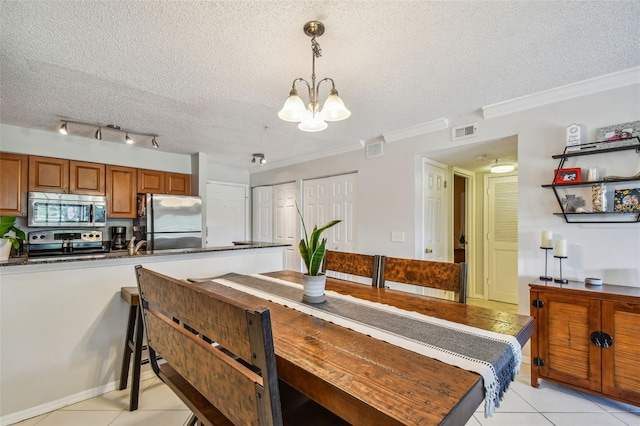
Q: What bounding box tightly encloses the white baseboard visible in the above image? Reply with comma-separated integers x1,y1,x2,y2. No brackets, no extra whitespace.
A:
1,369,155,426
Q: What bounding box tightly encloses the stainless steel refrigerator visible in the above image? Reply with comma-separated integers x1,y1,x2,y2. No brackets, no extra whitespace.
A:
135,194,203,250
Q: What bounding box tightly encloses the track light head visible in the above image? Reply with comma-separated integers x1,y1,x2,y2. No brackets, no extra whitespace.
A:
152,137,159,148
125,133,134,144
95,127,102,140
252,153,266,165
59,122,68,135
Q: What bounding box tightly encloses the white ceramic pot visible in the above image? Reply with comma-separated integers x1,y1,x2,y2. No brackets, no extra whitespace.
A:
302,273,327,304
0,239,12,262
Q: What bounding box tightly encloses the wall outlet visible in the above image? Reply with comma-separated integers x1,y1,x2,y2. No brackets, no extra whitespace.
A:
391,231,405,242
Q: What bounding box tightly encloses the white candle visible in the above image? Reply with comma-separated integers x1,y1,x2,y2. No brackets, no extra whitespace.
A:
541,231,553,249
555,239,567,257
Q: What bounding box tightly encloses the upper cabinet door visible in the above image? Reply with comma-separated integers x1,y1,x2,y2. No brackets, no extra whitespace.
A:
137,169,165,194
106,165,137,218
29,156,69,193
69,160,106,195
0,153,28,216
166,173,190,195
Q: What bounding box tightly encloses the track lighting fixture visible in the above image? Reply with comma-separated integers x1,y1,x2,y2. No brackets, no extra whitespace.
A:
57,120,158,148
251,153,266,165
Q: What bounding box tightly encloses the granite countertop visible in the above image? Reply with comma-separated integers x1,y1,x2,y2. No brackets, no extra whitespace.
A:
0,242,290,267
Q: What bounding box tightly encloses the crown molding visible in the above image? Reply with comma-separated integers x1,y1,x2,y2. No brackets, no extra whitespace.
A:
482,66,640,119
382,118,449,143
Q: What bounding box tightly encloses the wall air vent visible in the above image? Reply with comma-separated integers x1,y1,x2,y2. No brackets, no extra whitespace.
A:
452,123,478,141
366,140,384,158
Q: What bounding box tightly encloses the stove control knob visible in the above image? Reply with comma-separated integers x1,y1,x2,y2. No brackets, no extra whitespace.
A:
32,235,38,240
40,235,46,239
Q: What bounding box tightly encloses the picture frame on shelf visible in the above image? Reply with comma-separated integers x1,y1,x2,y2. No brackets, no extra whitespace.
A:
554,168,582,184
595,121,640,142
614,188,640,212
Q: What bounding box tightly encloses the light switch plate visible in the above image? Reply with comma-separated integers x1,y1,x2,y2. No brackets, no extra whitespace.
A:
391,231,405,242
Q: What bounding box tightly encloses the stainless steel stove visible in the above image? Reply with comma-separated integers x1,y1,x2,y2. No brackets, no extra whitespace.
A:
27,229,109,257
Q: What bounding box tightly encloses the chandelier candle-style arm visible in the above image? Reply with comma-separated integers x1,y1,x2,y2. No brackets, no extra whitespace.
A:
278,21,350,132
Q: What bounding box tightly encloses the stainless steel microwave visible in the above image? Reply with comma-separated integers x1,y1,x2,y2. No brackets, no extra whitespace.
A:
28,192,107,227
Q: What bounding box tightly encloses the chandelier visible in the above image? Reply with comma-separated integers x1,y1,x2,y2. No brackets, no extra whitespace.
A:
278,21,351,132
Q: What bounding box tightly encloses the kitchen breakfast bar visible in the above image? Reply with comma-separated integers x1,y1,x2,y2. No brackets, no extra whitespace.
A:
1,246,533,425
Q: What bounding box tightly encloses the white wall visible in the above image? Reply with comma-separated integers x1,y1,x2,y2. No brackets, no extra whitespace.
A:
0,124,249,186
251,84,640,316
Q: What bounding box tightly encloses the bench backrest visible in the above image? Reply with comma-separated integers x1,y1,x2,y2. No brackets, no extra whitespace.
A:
323,250,381,286
135,265,282,425
379,257,467,303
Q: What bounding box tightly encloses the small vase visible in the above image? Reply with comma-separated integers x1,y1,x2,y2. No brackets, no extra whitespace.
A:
0,239,12,262
302,273,327,304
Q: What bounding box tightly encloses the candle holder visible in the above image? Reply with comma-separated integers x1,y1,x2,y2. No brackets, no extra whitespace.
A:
539,247,553,281
554,256,568,284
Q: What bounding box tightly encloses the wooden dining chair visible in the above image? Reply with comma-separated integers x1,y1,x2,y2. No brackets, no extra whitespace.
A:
379,256,468,303
134,265,348,426
322,250,381,286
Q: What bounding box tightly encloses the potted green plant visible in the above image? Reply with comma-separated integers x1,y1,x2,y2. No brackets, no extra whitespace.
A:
0,216,26,262
296,203,341,303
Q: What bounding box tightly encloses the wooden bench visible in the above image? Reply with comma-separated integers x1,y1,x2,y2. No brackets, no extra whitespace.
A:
379,256,468,303
323,250,381,286
134,265,349,426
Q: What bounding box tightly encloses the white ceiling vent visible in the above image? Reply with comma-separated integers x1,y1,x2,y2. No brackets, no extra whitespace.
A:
366,140,384,158
452,123,478,141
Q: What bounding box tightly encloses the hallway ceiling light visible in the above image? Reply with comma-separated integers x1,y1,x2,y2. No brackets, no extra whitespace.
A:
57,120,159,148
251,153,266,165
490,158,515,173
278,21,351,132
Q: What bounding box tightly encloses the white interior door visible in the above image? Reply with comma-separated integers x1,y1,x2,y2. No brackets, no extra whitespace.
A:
303,173,357,253
273,182,297,271
485,174,518,304
206,182,247,247
303,173,358,278
423,159,448,262
252,186,273,242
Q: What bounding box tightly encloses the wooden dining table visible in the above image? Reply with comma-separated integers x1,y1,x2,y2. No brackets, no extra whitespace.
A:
196,270,534,425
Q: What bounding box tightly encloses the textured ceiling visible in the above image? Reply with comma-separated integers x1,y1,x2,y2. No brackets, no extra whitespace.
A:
1,1,639,170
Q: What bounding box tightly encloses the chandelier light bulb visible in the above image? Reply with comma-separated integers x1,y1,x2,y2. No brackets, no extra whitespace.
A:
321,89,351,122
298,116,328,132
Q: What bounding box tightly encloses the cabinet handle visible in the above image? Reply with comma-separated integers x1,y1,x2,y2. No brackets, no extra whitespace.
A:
590,331,613,348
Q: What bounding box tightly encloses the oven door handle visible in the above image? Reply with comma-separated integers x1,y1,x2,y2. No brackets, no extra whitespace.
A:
90,204,94,224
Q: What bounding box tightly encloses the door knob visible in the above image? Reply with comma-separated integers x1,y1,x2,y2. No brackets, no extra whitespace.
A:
425,248,433,254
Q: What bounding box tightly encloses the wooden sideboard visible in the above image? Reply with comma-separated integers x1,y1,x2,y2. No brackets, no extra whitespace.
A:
530,279,640,406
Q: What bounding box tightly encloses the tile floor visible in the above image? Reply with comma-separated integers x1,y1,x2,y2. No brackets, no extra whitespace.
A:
11,363,639,426
11,299,639,426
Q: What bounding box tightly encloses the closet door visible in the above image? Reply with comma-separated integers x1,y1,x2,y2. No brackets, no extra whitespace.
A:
303,173,357,253
252,186,273,242
273,182,297,270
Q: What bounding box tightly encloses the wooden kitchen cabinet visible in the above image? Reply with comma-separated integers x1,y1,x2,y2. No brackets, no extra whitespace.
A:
137,169,190,195
165,172,190,195
69,160,105,195
29,155,69,193
0,152,28,216
106,165,137,218
530,280,640,406
28,156,105,195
